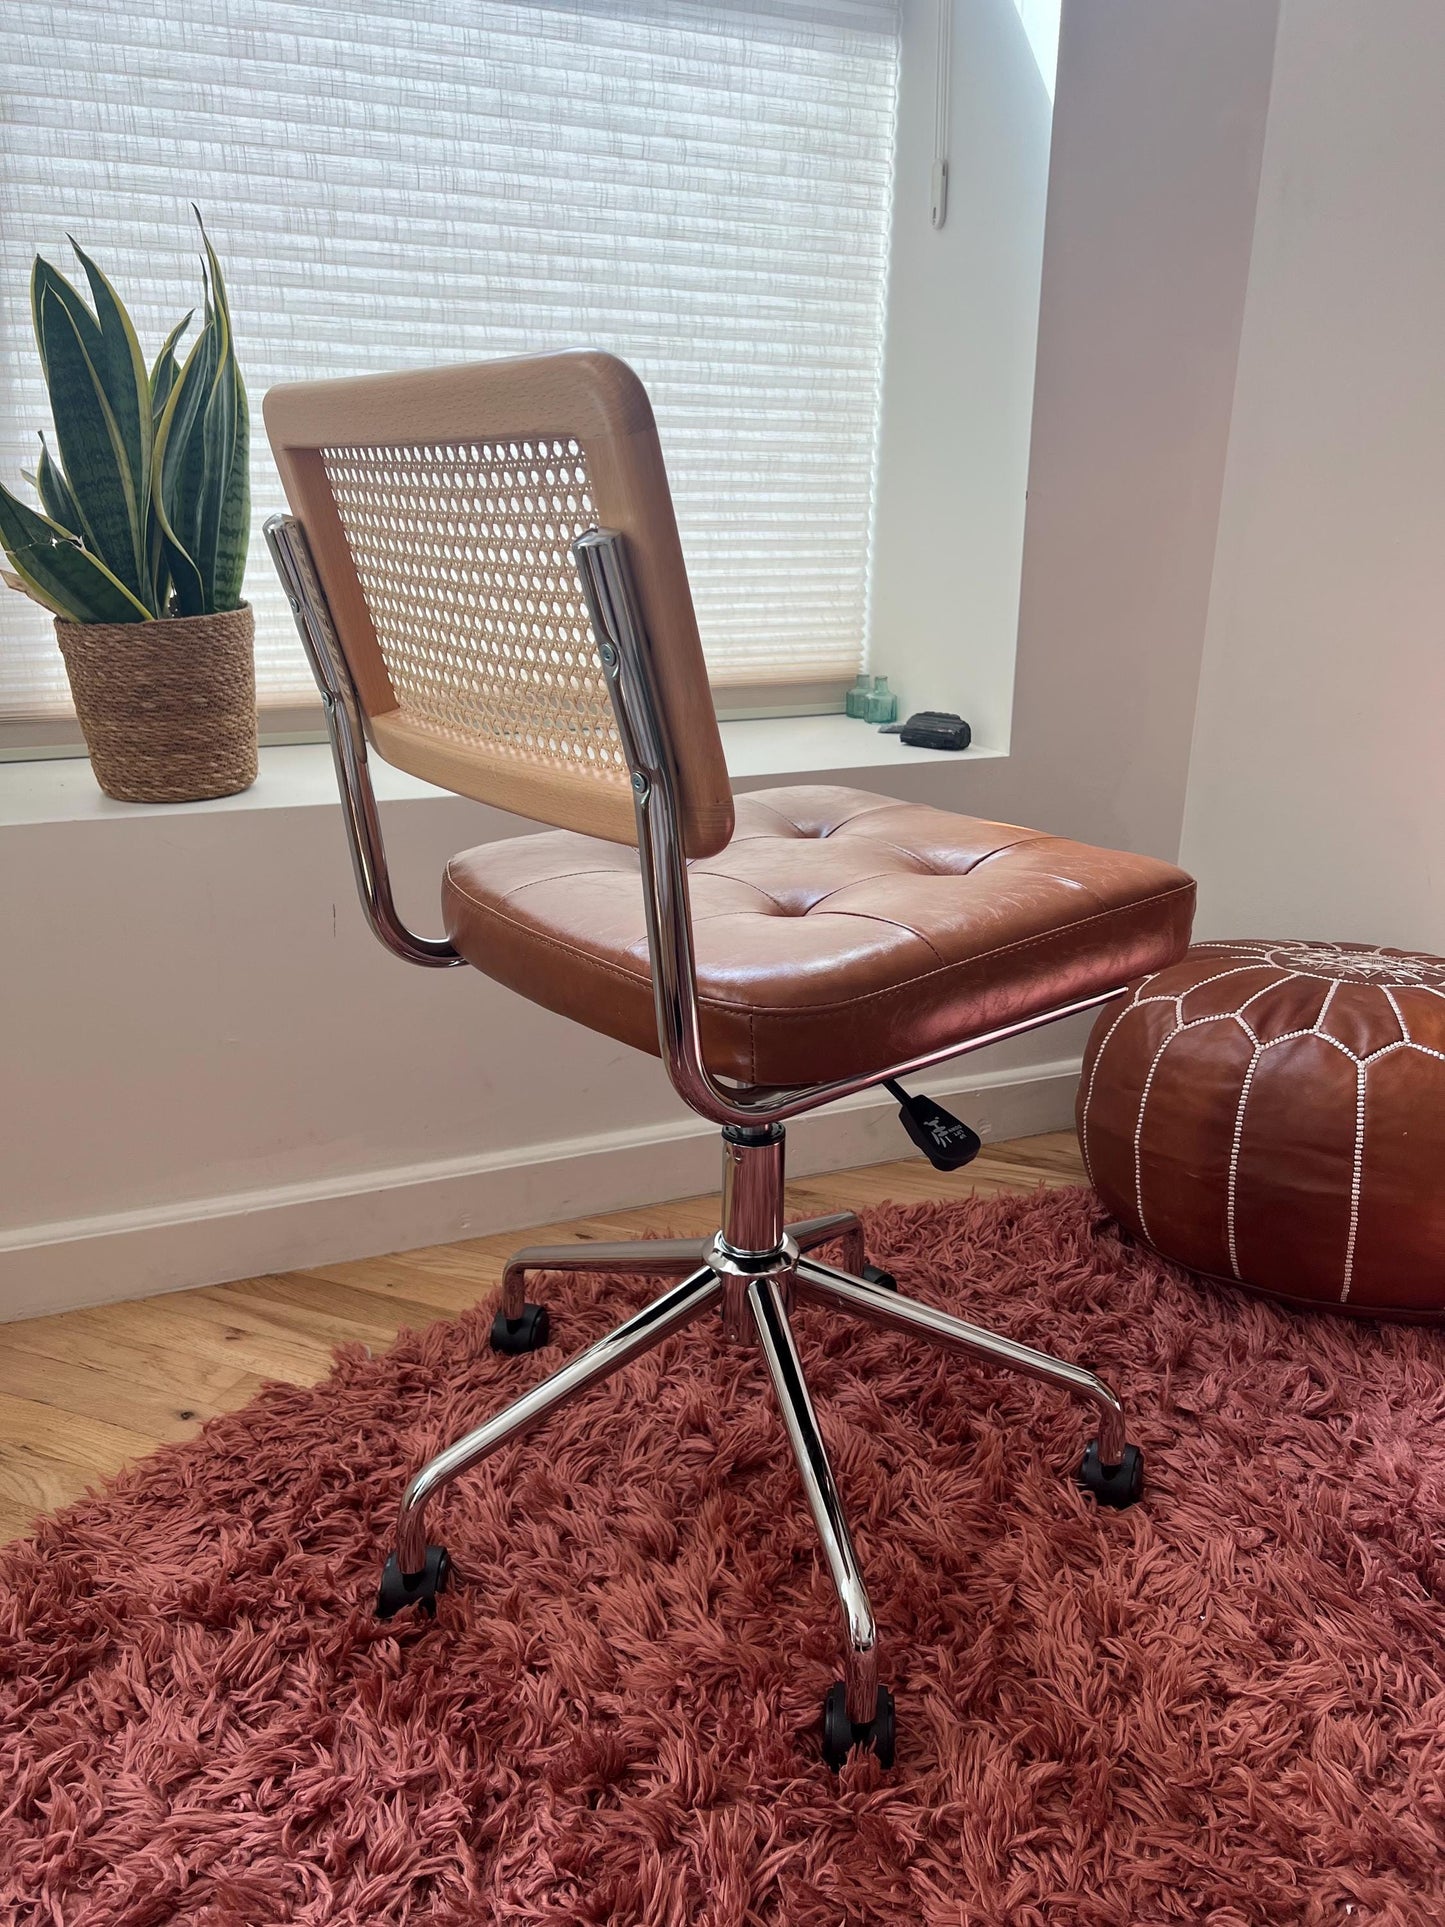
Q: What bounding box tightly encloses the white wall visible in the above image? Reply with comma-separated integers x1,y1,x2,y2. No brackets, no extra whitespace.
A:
1179,0,1445,949
0,0,1282,1317
867,0,1055,746
944,0,1278,863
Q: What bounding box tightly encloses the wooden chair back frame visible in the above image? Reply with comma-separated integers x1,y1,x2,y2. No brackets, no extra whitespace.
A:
263,350,734,858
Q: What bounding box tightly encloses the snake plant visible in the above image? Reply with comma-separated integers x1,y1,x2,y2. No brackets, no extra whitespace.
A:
0,210,248,624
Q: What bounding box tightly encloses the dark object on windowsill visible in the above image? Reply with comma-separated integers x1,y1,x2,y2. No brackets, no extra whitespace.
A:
879,710,972,750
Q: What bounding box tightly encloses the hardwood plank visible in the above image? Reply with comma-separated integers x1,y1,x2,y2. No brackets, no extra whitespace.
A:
0,1132,1086,1544
1,1305,275,1409
0,1460,90,1540
301,1254,499,1317
0,1503,41,1545
196,1272,442,1347
0,1391,153,1466
117,1294,340,1385
0,1347,220,1442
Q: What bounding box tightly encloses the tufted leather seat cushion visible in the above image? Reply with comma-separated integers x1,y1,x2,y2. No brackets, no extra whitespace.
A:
444,785,1195,1087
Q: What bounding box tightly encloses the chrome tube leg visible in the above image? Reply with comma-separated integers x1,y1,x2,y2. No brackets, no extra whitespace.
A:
393,1266,722,1577
748,1276,879,1727
792,1255,1130,1467
787,1211,866,1275
499,1236,709,1321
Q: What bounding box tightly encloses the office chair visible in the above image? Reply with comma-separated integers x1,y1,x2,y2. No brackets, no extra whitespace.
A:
264,352,1194,1769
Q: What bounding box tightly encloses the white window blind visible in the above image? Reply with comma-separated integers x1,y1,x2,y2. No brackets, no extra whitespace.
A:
0,0,899,724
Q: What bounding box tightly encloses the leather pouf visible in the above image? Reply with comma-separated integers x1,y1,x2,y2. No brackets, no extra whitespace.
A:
1078,939,1445,1319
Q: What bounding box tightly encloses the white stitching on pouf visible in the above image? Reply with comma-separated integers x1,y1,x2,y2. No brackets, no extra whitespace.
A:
1083,939,1445,1306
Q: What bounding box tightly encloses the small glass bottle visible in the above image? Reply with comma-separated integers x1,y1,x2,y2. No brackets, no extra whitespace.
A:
864,674,897,725
845,672,871,719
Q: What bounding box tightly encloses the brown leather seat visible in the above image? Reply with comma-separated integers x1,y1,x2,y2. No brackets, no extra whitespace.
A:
445,784,1195,1086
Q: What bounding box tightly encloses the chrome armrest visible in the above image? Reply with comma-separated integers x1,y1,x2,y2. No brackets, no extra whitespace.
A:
264,513,462,969
573,528,1121,1128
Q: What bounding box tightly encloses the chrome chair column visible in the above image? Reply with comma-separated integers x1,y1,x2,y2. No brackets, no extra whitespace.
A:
706,1123,799,1340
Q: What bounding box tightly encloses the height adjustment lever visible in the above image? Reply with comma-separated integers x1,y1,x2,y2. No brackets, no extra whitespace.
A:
883,1079,982,1172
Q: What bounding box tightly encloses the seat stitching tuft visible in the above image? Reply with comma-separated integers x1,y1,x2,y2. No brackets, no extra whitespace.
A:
808,908,948,966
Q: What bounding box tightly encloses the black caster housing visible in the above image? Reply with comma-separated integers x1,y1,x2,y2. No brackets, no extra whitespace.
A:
490,1302,550,1354
1078,1439,1145,1508
376,1545,451,1620
860,1263,898,1292
821,1681,896,1770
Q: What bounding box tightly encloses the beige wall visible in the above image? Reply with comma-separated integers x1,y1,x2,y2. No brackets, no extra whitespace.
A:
1179,0,1445,950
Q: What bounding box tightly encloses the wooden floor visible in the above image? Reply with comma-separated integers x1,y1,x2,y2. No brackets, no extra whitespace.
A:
0,1131,1085,1545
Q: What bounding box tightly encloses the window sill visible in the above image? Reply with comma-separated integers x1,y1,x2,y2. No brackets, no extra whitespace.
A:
720,713,1002,779
0,721,1003,829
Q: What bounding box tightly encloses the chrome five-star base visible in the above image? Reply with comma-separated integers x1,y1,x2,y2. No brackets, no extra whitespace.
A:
374,1122,1144,1772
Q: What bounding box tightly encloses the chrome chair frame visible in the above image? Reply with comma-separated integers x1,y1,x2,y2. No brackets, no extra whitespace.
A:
267,511,1137,1763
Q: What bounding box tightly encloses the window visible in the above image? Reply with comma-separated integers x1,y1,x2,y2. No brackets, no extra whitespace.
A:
0,0,898,735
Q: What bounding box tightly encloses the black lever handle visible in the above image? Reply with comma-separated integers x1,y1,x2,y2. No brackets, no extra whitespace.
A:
883,1080,983,1172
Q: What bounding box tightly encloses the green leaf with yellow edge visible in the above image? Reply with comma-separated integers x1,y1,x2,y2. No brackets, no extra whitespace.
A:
173,255,219,582
29,262,105,559
69,237,151,590
194,213,250,611
30,256,104,386
212,370,250,611
36,285,148,603
151,320,212,615
0,479,152,623
33,432,83,534
150,310,193,424
146,314,193,613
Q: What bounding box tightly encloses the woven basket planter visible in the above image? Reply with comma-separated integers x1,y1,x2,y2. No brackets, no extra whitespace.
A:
55,605,258,804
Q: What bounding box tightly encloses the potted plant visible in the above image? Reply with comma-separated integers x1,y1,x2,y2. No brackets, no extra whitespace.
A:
0,211,255,802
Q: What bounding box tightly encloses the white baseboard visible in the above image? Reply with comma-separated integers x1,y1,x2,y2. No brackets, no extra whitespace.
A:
0,1056,1081,1323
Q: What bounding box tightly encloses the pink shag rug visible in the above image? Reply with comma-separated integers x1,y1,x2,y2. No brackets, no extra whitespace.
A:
3,1188,1444,1926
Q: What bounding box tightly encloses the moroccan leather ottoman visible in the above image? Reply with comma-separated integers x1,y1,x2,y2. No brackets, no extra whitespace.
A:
1077,940,1445,1319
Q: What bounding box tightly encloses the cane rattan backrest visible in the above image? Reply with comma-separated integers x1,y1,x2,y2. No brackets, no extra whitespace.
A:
264,352,734,856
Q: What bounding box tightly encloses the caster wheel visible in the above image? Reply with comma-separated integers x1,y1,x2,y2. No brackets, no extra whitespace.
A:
860,1263,898,1292
376,1544,451,1620
490,1302,550,1354
821,1681,896,1771
1078,1439,1145,1509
